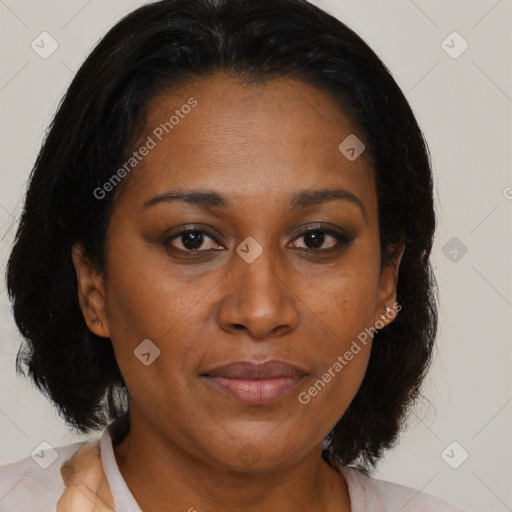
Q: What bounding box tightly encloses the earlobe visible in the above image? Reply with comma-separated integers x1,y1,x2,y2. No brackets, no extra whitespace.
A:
71,243,110,338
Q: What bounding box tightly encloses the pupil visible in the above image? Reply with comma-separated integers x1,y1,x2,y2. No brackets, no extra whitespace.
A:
305,230,324,249
183,231,203,250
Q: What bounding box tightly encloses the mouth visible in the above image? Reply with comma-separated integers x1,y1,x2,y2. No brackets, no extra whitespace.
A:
200,360,308,406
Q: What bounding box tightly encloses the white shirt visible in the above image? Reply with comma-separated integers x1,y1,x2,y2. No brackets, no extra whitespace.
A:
0,422,464,511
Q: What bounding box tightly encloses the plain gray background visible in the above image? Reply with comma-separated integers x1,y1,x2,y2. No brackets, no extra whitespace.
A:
0,1,511,511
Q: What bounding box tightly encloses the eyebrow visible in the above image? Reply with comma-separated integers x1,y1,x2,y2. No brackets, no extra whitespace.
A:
142,187,366,221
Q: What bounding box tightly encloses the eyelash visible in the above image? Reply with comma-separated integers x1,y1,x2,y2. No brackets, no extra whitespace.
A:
163,224,354,255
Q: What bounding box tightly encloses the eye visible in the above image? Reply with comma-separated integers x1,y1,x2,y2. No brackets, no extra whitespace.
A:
290,226,354,251
165,229,223,252
163,224,354,255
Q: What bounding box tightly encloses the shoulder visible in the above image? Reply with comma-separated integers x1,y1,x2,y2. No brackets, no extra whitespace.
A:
0,441,87,512
339,466,465,511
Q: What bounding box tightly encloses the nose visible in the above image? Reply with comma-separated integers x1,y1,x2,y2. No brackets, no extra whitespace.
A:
217,241,300,339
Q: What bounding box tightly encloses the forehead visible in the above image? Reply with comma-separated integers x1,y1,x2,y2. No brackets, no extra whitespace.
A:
118,74,375,215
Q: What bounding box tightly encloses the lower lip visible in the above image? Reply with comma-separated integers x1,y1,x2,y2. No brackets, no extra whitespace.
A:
202,375,305,405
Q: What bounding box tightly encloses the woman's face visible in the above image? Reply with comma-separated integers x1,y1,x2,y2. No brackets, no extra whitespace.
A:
73,73,403,471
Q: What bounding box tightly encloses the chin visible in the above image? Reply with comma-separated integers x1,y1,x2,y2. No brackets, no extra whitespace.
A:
206,433,306,473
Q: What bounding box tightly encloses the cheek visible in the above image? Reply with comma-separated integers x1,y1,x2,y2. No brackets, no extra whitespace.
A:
297,338,372,433
292,237,381,325
295,263,379,359
103,242,213,392
292,269,378,425
104,233,191,338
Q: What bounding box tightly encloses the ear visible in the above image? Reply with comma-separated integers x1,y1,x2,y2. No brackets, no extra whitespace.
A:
373,241,405,328
71,243,110,338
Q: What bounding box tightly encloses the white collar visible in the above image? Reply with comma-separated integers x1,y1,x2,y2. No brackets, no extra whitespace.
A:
99,423,143,512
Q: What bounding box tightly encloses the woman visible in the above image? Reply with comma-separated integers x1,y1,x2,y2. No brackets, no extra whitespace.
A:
0,0,464,510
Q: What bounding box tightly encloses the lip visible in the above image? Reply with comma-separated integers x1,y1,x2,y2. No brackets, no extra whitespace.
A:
200,360,308,405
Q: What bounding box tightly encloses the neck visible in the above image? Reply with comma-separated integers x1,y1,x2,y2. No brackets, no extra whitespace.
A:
112,412,350,512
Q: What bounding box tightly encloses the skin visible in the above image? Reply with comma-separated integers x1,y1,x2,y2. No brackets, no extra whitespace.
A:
72,73,404,512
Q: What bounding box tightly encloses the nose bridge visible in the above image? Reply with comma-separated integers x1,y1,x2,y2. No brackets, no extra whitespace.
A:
235,233,284,304
217,232,299,338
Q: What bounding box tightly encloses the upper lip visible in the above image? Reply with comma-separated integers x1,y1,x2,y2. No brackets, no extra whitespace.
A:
201,360,307,379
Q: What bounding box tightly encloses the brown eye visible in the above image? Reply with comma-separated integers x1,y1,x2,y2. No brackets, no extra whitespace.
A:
166,230,222,252
290,226,354,251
